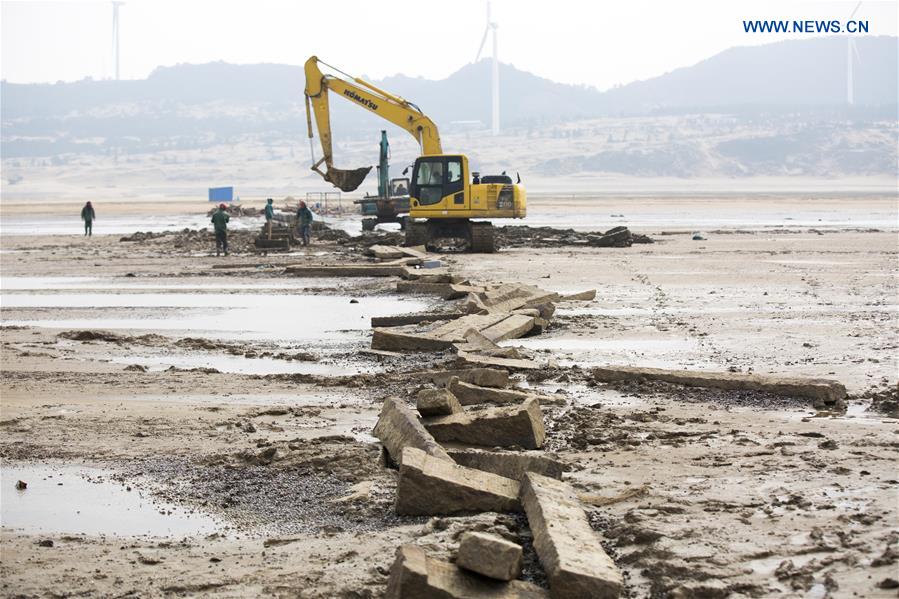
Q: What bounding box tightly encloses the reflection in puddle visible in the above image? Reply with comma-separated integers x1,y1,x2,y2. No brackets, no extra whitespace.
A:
1,464,221,537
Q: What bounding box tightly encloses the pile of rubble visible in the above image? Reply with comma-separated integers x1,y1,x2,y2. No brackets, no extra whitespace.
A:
373,380,623,598
496,225,653,249
205,204,259,217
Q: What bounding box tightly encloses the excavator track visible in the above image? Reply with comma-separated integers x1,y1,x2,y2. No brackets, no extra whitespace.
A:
469,221,496,253
404,219,495,253
404,221,428,247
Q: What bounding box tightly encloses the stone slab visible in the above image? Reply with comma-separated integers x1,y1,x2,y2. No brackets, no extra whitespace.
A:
423,398,546,450
396,447,521,516
457,532,523,581
417,388,464,417
449,379,532,406
284,265,406,277
371,328,456,352
592,365,847,404
373,397,452,464
560,290,596,301
448,448,565,480
367,245,407,260
521,473,623,598
429,313,512,342
457,351,541,371
385,545,548,599
481,314,536,343
371,312,466,327
408,368,510,389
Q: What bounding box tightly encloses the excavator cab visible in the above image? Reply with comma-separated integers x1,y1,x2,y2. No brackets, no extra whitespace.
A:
406,155,526,252
389,178,410,198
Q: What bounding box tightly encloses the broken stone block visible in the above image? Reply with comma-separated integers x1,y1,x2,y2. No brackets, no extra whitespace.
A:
428,313,512,343
396,447,520,516
409,368,510,389
371,312,466,327
530,317,550,335
520,473,624,598
481,314,536,342
560,289,596,301
371,327,456,352
592,365,847,404
373,397,452,464
449,378,532,406
458,329,501,352
386,544,548,599
456,350,540,371
529,303,556,320
416,388,463,417
457,532,524,581
366,244,407,260
285,264,406,277
423,398,546,449
448,448,565,480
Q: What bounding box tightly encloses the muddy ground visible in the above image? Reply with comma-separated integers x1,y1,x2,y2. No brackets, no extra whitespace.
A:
1,202,897,598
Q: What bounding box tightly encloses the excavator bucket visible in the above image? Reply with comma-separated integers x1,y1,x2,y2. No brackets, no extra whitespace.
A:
324,166,372,192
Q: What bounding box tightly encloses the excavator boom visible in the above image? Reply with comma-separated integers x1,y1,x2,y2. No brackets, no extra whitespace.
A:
304,56,442,191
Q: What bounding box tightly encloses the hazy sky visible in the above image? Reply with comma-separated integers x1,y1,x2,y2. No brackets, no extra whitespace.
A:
2,0,896,89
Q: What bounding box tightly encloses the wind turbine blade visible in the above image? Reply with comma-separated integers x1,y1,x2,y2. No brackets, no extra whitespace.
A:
851,38,861,62
848,1,862,20
475,26,490,62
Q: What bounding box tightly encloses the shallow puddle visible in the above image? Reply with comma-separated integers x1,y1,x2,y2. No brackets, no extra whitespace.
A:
1,463,222,537
2,292,427,343
106,352,374,376
0,276,347,292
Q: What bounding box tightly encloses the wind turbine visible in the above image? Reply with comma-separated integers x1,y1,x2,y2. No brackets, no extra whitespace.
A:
112,1,124,80
847,1,862,105
475,1,499,135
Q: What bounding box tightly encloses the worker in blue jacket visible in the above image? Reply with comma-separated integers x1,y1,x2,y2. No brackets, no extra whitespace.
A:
264,198,275,239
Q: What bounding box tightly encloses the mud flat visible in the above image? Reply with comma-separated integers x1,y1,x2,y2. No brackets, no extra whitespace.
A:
1,196,897,597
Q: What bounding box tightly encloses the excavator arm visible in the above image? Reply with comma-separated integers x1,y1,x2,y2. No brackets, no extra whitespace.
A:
304,56,443,192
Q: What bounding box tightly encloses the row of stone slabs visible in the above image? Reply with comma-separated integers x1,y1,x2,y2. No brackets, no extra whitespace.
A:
353,263,618,597
374,376,623,598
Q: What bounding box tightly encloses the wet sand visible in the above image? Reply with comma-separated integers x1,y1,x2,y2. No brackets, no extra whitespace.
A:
1,196,897,598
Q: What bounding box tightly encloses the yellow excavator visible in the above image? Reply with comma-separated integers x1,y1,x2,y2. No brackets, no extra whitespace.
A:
303,56,526,252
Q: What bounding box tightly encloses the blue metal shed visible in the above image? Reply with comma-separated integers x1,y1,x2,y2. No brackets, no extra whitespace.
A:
208,187,234,202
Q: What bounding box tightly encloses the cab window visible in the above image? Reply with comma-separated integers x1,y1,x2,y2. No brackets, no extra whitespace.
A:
447,159,462,183
412,157,465,206
413,159,445,205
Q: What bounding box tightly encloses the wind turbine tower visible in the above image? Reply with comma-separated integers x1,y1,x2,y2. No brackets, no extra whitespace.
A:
847,1,862,105
475,2,499,135
112,1,124,80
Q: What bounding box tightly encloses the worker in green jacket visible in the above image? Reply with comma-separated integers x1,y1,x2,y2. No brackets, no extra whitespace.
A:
211,203,230,256
297,201,313,246
81,201,96,236
264,198,275,239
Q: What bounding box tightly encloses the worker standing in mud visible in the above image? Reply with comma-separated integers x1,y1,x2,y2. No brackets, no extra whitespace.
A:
211,203,230,256
297,201,313,246
80,201,95,236
264,198,275,239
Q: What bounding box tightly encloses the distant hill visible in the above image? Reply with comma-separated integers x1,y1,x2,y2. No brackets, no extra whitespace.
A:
1,36,896,180
598,36,897,113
